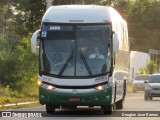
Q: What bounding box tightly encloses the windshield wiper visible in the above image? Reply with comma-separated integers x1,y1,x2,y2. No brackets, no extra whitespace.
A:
58,51,73,77
80,53,92,76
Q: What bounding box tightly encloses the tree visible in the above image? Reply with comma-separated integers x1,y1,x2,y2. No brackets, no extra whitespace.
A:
5,0,46,37
113,0,133,19
0,1,14,39
52,0,103,5
127,0,160,52
0,35,38,92
139,60,158,75
146,60,158,74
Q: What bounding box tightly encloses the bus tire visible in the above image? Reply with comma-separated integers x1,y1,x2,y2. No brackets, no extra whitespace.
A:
144,94,148,101
149,96,152,100
46,104,55,113
102,105,112,114
123,80,126,99
114,82,117,102
116,99,123,109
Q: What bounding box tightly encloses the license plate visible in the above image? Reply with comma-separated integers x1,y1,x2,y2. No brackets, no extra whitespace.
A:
69,97,80,102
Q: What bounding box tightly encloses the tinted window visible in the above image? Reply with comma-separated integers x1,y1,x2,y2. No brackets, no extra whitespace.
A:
135,75,150,80
148,75,160,83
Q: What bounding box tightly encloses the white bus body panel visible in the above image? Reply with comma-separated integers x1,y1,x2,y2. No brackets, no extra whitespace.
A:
40,75,108,86
42,5,123,24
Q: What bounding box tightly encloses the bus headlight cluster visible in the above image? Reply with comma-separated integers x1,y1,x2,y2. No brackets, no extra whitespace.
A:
95,83,112,91
41,82,55,90
47,85,54,90
96,86,103,90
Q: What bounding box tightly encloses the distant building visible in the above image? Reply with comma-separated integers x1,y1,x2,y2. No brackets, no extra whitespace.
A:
129,51,150,81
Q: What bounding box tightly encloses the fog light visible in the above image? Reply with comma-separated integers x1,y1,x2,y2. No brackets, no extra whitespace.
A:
41,95,44,98
106,95,110,99
38,80,42,85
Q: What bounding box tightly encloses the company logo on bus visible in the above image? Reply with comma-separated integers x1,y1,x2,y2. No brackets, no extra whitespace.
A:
95,76,108,82
72,89,77,94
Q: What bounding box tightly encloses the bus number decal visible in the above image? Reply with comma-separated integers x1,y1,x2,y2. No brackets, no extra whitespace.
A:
42,75,52,82
49,26,61,31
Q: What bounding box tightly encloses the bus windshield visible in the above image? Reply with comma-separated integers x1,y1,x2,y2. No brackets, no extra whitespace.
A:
40,24,112,78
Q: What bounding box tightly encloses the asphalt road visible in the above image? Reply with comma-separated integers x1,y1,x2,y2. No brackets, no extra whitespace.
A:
1,92,160,120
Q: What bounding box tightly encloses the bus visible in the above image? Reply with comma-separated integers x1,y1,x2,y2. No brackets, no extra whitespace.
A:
31,5,129,114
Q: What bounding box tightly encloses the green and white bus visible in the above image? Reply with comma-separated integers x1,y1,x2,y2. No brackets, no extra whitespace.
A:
31,5,129,114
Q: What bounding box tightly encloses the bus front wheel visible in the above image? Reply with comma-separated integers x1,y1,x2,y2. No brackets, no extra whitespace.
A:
101,105,112,114
116,99,123,109
46,104,55,113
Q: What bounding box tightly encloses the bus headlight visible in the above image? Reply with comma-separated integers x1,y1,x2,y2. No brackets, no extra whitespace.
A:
41,83,55,90
47,85,54,90
95,83,112,91
95,85,103,90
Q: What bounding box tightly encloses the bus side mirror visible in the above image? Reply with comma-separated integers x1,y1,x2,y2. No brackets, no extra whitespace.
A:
113,32,119,53
31,30,40,53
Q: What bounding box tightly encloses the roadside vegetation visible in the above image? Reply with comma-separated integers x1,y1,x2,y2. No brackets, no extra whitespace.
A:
139,60,158,74
0,103,41,111
0,36,39,105
0,0,160,106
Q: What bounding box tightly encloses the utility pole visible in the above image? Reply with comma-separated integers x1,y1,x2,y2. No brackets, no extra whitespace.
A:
46,0,54,10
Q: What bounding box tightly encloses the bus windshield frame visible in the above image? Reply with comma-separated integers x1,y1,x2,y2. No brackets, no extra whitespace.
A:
39,23,112,78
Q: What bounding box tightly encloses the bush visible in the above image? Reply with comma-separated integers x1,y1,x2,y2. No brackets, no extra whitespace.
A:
0,35,39,100
139,60,158,75
146,60,158,74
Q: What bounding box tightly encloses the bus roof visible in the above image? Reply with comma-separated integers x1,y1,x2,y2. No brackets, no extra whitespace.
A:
42,5,125,24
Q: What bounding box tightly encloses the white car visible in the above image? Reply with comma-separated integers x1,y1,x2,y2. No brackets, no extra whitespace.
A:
132,74,151,92
144,74,160,100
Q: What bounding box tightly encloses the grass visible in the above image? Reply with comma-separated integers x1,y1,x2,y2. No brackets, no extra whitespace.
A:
0,84,39,105
0,103,42,111
0,96,38,105
0,87,40,111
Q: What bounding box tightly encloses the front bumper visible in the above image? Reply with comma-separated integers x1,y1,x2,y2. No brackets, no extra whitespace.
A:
39,87,112,106
145,90,160,97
